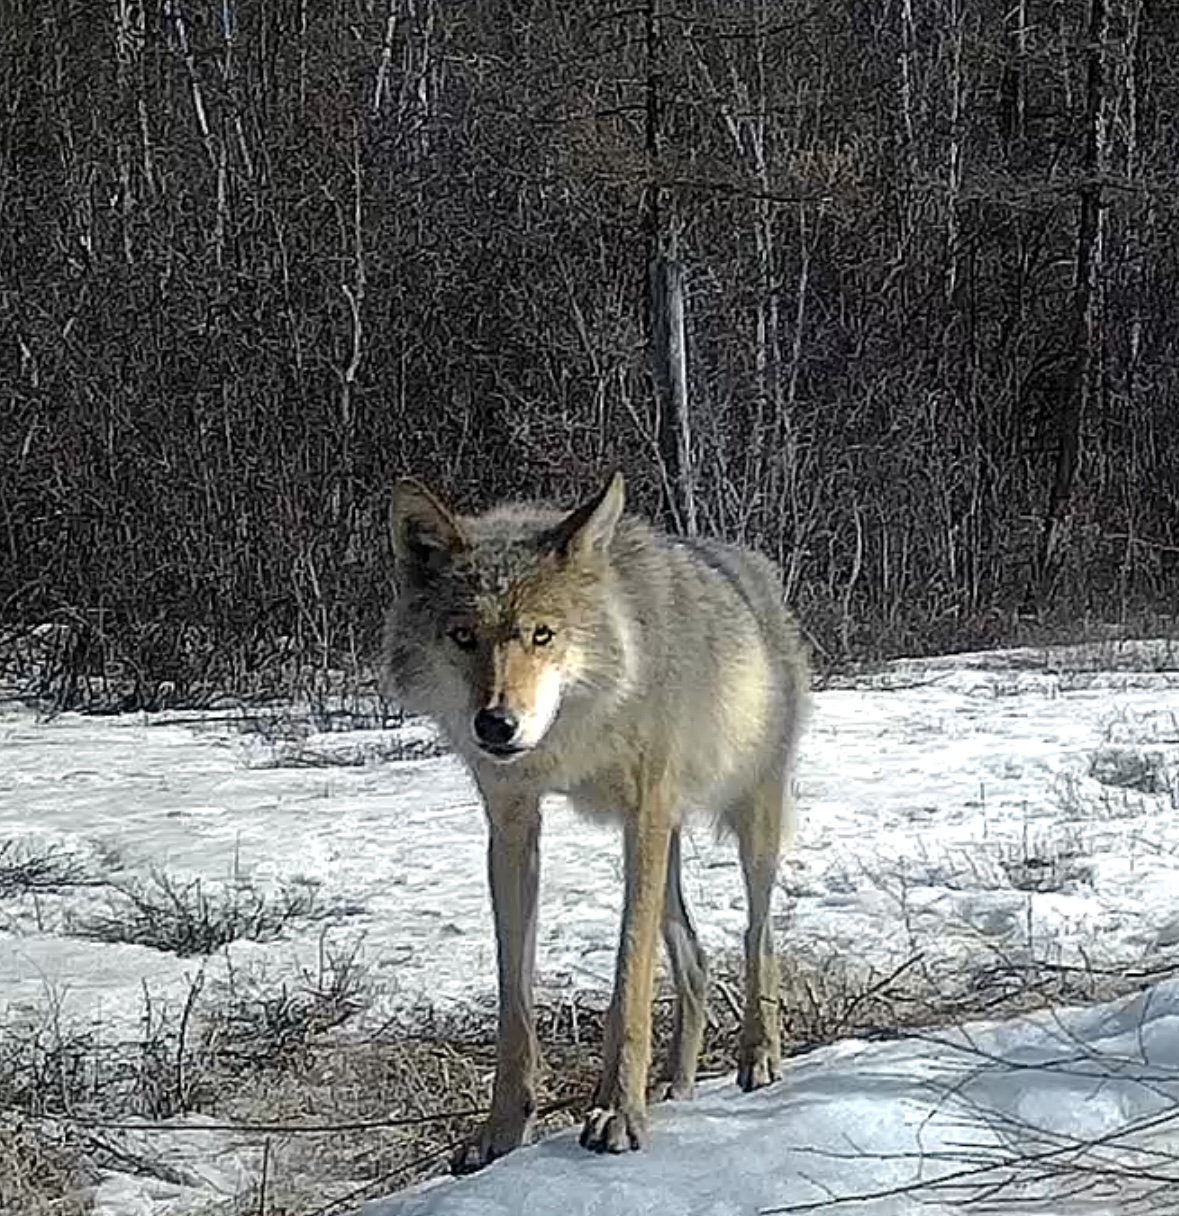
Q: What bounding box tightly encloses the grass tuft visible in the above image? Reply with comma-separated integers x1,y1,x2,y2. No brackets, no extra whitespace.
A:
0,841,93,899
71,872,330,957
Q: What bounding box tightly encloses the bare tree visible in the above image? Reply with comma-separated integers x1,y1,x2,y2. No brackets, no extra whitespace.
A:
2,0,1178,705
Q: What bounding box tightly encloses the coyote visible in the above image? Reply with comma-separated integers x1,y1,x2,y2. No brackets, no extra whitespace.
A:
382,472,809,1170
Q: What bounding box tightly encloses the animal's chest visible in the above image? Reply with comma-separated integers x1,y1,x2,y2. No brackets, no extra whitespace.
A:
555,772,630,821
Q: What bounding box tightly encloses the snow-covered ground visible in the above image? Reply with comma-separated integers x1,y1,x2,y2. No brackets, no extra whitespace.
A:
3,639,1179,1213
369,978,1179,1216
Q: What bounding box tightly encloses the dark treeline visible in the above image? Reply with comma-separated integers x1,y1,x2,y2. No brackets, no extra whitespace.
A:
2,0,1178,704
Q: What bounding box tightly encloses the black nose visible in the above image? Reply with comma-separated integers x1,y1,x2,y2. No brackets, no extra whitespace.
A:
473,706,520,750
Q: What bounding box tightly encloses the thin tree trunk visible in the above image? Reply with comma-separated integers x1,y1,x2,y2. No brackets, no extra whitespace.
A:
944,0,964,304
644,0,694,534
650,253,695,535
1035,0,1108,596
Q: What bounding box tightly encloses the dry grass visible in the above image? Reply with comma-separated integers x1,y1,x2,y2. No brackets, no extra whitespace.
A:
3,918,1174,1208
2,921,1175,1213
119,949,1179,1215
0,841,94,899
0,1117,93,1216
70,872,329,958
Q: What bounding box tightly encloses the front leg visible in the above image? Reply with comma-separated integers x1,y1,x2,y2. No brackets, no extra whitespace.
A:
580,773,671,1154
452,791,542,1174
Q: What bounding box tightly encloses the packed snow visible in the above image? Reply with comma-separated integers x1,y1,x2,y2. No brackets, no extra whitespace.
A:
2,639,1179,1213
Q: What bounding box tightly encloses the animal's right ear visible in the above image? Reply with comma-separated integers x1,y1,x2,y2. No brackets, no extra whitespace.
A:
390,479,467,576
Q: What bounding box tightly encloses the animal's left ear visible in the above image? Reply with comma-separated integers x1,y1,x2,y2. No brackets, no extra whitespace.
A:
545,471,625,560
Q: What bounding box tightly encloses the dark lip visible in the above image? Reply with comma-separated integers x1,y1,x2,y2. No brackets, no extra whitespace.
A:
477,742,528,761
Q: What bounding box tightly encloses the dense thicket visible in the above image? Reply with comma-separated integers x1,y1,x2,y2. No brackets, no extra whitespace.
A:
2,0,1177,702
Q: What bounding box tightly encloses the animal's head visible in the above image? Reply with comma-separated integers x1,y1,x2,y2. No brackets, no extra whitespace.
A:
388,473,626,763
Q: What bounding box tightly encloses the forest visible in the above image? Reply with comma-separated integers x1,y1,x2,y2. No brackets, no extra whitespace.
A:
2,0,1177,705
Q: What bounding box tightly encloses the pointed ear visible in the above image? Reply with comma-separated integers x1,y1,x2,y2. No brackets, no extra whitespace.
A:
390,479,468,576
545,471,625,561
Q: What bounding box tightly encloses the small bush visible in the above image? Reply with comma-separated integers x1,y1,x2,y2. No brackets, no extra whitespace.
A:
996,831,1095,894
1088,745,1170,795
71,872,329,957
208,940,370,1072
0,841,93,899
0,1117,93,1216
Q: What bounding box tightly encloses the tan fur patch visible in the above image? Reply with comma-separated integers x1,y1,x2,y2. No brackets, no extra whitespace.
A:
718,645,771,761
491,641,565,746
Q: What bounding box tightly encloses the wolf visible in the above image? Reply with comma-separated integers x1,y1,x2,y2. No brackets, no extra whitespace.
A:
381,471,809,1170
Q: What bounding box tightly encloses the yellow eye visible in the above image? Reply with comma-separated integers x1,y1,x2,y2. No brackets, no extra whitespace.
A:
448,625,477,651
532,625,554,647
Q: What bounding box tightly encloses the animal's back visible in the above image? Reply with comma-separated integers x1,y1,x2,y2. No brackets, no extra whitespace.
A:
597,520,809,813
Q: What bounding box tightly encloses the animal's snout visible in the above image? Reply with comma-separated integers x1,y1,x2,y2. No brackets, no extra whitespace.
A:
473,706,520,754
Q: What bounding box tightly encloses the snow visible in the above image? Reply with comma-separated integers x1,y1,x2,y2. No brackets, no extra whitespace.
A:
366,979,1179,1216
2,638,1179,1213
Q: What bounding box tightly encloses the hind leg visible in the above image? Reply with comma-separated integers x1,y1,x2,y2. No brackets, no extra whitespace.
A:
729,766,786,1091
660,827,708,1100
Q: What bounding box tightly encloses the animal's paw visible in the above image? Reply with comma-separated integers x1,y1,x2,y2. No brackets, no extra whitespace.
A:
450,1108,534,1175
579,1101,648,1154
737,1043,779,1092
